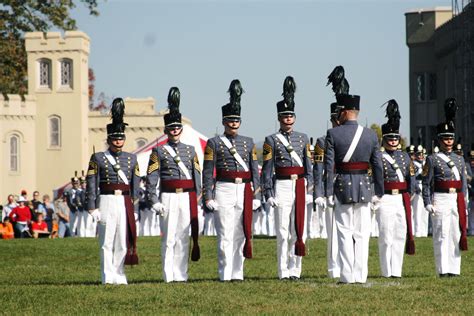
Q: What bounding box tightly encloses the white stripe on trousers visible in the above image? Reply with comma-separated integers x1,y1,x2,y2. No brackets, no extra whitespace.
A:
335,200,371,283
214,181,246,281
412,193,429,237
274,179,307,279
432,193,461,275
160,192,191,282
377,194,407,277
98,195,128,285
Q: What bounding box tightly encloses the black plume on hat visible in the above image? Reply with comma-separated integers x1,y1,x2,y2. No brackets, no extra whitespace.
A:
164,87,182,127
437,97,457,136
107,98,128,139
222,79,243,120
381,99,401,137
277,76,296,115
327,66,350,96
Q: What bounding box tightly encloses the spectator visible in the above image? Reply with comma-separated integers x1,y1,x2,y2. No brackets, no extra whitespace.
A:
2,195,17,220
31,191,41,211
20,190,28,200
0,217,14,239
31,213,50,239
9,197,32,238
38,194,56,232
55,196,71,238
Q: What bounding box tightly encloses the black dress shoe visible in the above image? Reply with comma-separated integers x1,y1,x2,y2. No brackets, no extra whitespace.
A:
281,277,289,281
439,273,449,278
448,273,459,277
289,276,300,281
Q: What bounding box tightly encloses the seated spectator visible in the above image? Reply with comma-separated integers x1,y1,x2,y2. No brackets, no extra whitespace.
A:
9,197,32,238
0,217,14,239
31,213,50,239
50,219,59,239
3,194,18,220
31,191,42,212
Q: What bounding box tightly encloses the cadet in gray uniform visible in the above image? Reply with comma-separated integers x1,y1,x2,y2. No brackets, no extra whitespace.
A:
313,102,341,279
412,144,429,237
262,76,313,280
146,87,201,283
202,80,260,281
377,100,416,278
422,98,468,277
324,93,384,284
86,98,140,285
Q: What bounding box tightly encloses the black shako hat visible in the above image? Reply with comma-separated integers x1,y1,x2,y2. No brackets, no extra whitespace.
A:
336,94,360,111
222,79,243,121
107,98,128,140
381,99,401,138
437,97,457,137
164,87,182,128
277,76,296,115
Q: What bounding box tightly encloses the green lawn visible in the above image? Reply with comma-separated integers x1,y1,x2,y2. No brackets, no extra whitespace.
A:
1,236,473,314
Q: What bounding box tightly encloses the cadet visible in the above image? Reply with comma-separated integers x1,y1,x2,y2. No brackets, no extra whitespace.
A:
80,171,97,237
313,102,341,279
262,76,313,280
412,144,428,237
422,98,468,277
202,80,260,282
64,172,83,237
146,87,201,283
86,98,140,285
324,91,384,284
377,100,416,278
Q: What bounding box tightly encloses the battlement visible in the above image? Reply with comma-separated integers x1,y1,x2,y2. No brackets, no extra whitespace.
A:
0,94,37,117
25,31,90,55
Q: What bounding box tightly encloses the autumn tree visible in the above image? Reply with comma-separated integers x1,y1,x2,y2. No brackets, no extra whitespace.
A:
0,1,100,95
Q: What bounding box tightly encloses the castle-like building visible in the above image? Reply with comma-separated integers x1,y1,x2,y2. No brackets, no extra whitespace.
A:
0,31,190,200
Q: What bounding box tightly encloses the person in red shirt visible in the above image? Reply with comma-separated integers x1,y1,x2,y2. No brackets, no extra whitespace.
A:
0,217,14,239
31,213,49,239
9,197,32,238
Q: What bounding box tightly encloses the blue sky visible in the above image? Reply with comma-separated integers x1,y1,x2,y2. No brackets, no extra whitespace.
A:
72,0,450,143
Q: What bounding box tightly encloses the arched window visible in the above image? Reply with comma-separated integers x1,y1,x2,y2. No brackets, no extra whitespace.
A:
10,134,20,172
49,115,61,148
136,138,147,149
38,58,52,88
59,58,73,88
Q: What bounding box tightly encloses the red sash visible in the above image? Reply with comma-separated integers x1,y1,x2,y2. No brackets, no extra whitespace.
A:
217,170,254,259
276,166,306,256
384,181,415,255
161,179,200,261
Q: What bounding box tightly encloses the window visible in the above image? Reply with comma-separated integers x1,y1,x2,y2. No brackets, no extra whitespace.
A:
136,138,147,149
38,59,51,88
10,134,19,172
59,59,73,88
415,72,437,102
416,73,425,101
428,73,437,100
49,116,61,148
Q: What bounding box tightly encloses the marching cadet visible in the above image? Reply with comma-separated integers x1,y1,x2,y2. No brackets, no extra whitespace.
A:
324,66,384,284
422,98,468,277
262,76,313,280
202,80,260,282
146,87,201,283
64,172,82,237
313,102,342,279
377,100,416,278
412,144,429,237
80,171,97,237
86,98,140,285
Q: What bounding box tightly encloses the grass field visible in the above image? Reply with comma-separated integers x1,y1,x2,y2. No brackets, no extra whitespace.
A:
1,236,473,314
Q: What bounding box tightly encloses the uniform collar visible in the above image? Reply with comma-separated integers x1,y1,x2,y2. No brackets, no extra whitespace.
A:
108,149,122,157
343,120,358,126
279,129,293,136
224,133,238,140
168,140,180,147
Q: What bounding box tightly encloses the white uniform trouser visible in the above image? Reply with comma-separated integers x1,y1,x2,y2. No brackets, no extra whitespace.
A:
413,193,429,237
370,210,379,237
82,211,97,237
253,209,265,235
70,211,79,236
335,200,371,283
432,193,461,275
377,194,407,277
140,209,157,236
266,204,276,236
214,181,246,281
160,192,191,283
318,204,328,239
274,179,307,279
326,205,340,278
98,195,128,285
203,212,217,236
307,202,321,239
76,211,86,237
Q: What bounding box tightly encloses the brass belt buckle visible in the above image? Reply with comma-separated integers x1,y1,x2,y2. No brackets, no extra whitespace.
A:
114,189,122,196
290,174,298,181
449,188,456,194
391,189,399,195
235,177,243,184
176,188,184,193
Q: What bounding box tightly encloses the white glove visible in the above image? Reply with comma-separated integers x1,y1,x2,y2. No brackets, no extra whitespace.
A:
314,197,327,209
425,204,437,215
266,197,279,208
152,202,166,216
371,195,382,211
206,199,219,211
252,199,261,210
327,195,335,208
89,209,100,222
305,194,313,205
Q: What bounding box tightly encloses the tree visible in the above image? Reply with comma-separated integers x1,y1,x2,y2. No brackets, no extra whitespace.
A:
0,1,100,95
